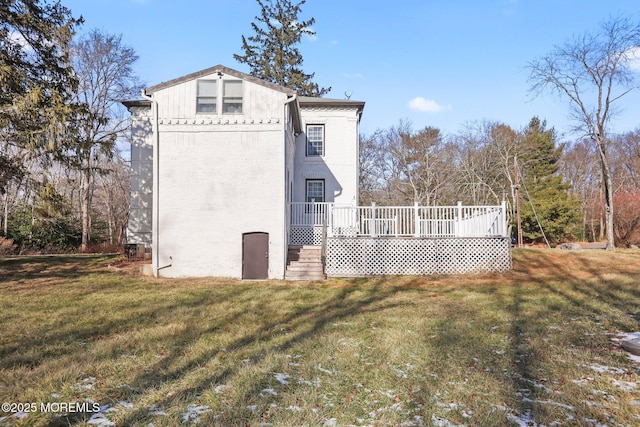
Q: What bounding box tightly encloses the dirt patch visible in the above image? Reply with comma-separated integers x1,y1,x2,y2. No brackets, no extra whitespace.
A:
108,258,150,276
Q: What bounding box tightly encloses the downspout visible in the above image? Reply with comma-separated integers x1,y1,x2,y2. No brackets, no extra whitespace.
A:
141,89,160,277
283,93,299,278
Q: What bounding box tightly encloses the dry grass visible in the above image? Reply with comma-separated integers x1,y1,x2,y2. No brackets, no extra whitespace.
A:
0,250,639,426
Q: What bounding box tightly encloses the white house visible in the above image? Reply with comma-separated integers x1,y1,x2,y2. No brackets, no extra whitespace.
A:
124,65,364,279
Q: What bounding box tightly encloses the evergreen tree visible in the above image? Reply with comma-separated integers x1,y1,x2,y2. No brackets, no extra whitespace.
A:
518,117,581,243
0,0,81,194
234,0,330,97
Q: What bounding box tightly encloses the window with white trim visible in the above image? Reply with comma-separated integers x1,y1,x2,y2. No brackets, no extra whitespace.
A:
223,80,243,114
306,179,325,203
196,80,217,113
306,125,324,156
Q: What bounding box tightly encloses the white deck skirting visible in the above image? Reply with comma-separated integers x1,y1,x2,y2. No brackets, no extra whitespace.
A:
325,237,512,276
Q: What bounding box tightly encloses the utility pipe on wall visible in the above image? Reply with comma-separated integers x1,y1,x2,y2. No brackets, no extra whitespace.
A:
141,90,160,277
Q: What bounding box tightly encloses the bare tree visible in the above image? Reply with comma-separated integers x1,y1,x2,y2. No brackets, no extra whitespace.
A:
527,15,640,250
64,30,141,251
94,151,130,246
560,139,602,241
454,121,517,206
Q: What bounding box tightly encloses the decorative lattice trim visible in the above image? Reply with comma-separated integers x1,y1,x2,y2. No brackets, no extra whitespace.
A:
325,237,511,276
290,226,323,246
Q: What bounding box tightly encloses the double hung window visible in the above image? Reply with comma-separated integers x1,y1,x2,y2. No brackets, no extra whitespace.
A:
223,80,243,114
306,179,325,203
196,80,217,113
306,125,324,156
196,79,243,114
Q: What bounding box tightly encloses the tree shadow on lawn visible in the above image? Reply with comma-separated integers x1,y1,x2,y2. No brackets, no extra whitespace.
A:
513,250,640,332
113,277,406,425
504,250,640,423
0,254,118,283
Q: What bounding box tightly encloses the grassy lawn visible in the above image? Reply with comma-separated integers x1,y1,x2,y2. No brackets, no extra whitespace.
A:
0,250,639,426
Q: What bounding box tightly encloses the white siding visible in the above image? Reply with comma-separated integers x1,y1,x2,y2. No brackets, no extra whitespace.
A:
149,76,290,278
294,107,360,206
127,106,153,246
156,126,287,278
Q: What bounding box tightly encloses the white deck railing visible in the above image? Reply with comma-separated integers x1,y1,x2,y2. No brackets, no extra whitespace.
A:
290,202,507,238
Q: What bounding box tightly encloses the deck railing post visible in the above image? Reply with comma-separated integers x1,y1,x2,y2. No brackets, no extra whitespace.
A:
414,202,420,237
327,203,334,237
456,201,462,237
501,200,507,237
371,202,376,237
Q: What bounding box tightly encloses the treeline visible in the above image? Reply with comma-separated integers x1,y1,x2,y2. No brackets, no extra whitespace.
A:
1,1,140,254
2,1,639,253
359,118,640,247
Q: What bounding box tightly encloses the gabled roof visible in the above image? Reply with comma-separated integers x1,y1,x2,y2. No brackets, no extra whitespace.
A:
122,65,364,130
144,64,296,96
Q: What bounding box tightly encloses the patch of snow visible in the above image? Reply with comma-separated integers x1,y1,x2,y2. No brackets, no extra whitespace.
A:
612,379,637,392
612,332,640,362
87,412,115,426
628,353,640,363
587,363,626,374
272,372,290,384
379,389,397,399
314,365,334,375
507,410,538,426
12,411,29,419
261,388,277,396
148,405,167,416
323,418,337,426
522,397,575,411
118,401,134,409
74,377,96,391
103,405,118,413
431,414,466,427
572,377,595,385
287,405,302,411
582,418,608,426
297,377,321,387
182,404,212,423
246,405,258,412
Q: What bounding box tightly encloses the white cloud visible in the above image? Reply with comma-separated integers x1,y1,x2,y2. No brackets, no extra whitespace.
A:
408,97,451,113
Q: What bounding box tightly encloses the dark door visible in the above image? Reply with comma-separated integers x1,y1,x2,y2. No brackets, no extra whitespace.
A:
242,232,269,279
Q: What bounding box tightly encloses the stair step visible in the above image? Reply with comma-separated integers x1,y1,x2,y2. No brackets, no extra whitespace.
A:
285,245,325,281
285,272,326,280
286,265,323,273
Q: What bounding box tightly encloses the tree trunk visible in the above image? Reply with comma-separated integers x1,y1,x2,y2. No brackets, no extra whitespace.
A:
2,192,8,236
80,157,92,252
597,139,615,250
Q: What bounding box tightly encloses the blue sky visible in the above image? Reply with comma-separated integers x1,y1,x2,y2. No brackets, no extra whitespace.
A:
62,0,640,139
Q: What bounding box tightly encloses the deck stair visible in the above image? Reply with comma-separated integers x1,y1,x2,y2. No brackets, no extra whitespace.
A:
285,245,325,280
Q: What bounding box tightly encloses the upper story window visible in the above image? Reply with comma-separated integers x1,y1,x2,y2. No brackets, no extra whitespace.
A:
196,80,217,113
306,124,324,156
223,80,243,114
